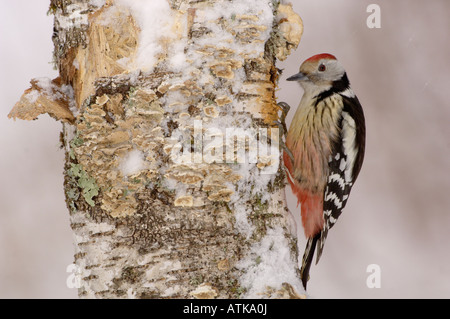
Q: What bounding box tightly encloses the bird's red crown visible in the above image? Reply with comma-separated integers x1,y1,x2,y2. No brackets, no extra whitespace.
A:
304,53,337,63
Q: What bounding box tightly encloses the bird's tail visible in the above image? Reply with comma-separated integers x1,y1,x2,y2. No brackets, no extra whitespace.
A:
300,233,320,290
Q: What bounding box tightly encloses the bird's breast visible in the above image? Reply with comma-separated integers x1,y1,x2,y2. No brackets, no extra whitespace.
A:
285,94,343,192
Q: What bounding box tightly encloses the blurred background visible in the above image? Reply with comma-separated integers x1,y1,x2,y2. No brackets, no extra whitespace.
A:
0,0,449,298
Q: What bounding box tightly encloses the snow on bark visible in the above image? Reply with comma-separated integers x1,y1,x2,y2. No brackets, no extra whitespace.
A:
11,0,304,298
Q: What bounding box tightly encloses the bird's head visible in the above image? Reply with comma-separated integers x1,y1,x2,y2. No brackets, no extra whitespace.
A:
287,53,347,94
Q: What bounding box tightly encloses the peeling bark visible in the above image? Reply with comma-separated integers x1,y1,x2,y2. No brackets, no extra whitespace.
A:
10,0,304,299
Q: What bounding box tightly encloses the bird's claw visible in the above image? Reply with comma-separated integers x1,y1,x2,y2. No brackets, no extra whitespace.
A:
274,101,292,137
273,101,294,164
277,102,291,116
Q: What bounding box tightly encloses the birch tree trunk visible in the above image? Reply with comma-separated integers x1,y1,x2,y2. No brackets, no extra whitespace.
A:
9,0,303,299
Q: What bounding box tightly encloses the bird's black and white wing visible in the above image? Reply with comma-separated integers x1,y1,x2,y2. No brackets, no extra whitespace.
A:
316,92,366,263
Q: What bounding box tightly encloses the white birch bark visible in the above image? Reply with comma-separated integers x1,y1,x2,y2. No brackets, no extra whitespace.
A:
9,0,304,299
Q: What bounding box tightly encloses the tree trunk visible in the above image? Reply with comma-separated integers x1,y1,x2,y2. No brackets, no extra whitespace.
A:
9,0,303,299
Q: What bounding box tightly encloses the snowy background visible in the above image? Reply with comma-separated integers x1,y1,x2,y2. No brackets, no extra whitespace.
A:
1,0,449,298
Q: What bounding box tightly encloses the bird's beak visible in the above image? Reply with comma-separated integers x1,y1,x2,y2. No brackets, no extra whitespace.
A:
287,72,308,82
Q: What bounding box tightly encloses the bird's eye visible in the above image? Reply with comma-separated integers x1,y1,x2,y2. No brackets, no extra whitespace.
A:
318,64,326,72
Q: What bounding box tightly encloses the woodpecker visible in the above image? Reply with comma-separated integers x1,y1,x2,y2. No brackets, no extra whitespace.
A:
281,53,366,290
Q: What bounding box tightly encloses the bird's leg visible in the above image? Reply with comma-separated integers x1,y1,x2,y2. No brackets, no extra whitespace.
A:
274,102,294,164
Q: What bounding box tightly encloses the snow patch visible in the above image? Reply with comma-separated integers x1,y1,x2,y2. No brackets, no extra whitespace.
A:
236,226,304,298
114,0,176,72
90,0,106,8
112,0,274,73
24,90,40,104
120,149,146,176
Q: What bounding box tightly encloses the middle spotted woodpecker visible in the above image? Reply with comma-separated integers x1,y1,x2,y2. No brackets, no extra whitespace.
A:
280,53,366,290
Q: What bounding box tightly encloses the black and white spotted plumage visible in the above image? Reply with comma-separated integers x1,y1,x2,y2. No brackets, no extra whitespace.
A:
316,91,366,263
